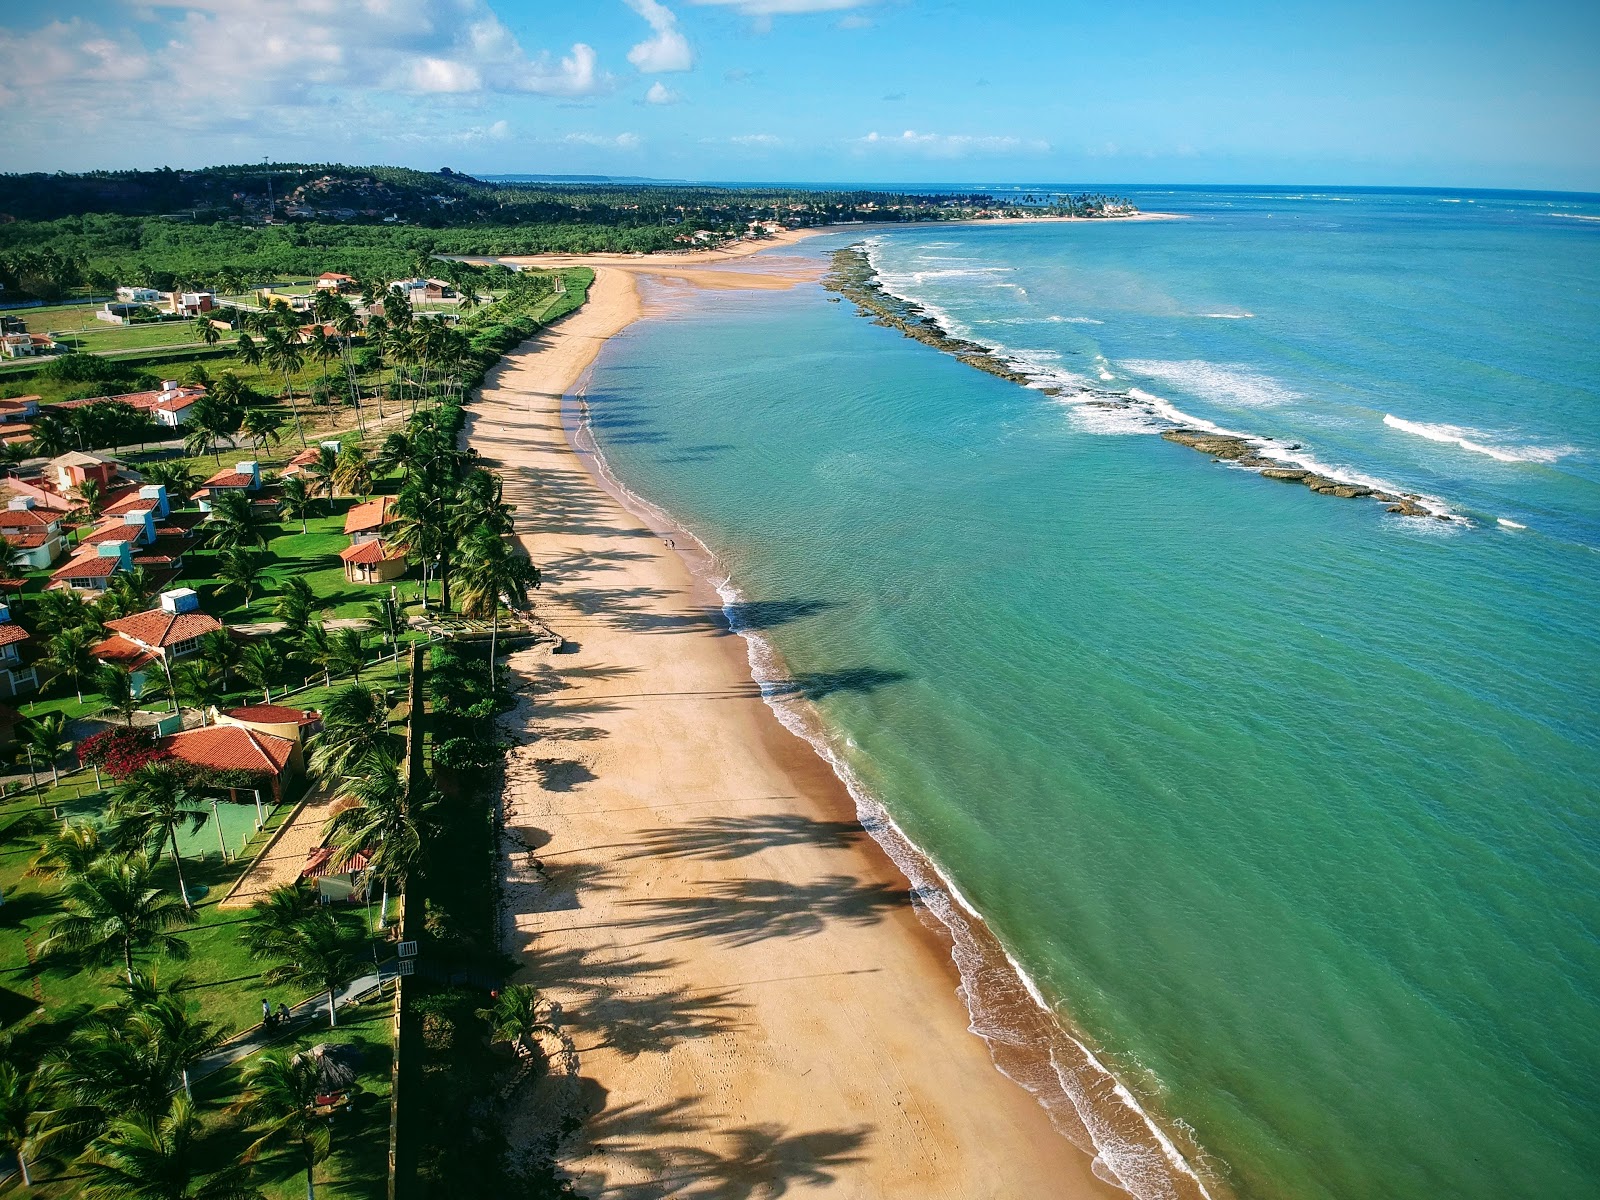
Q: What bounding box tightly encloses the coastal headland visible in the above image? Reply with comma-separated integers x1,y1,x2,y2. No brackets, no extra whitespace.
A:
463,249,1209,1197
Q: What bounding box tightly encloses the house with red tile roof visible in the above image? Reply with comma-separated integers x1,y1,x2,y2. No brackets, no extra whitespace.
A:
213,704,322,744
0,603,38,700
53,381,206,428
49,540,133,593
0,497,69,569
315,272,358,293
91,588,221,691
339,537,407,584
48,451,120,495
191,460,269,512
342,494,395,541
158,724,300,799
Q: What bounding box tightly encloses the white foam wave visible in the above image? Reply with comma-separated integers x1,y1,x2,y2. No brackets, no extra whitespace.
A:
1498,518,1527,530
1121,360,1300,408
1196,312,1255,319
1383,414,1576,464
1547,213,1600,222
571,385,1215,1200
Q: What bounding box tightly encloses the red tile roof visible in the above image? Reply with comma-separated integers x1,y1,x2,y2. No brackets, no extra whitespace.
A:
91,635,159,671
0,624,29,647
222,704,318,725
342,495,393,535
160,725,295,776
339,538,404,565
104,608,223,649
0,508,59,528
50,552,124,581
194,469,255,494
4,532,50,549
301,845,370,879
81,520,152,546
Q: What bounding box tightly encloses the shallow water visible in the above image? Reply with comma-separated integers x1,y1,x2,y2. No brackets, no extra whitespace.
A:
577,188,1600,1200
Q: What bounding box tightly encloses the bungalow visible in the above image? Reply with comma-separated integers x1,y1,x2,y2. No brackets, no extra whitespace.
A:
49,450,120,495
158,724,299,801
0,604,38,699
48,539,133,593
315,272,358,293
0,333,55,359
301,844,371,903
213,704,322,746
166,291,216,318
0,396,39,424
0,497,70,569
390,278,455,301
338,538,407,585
54,381,206,428
342,494,395,544
92,588,222,693
280,446,324,480
116,287,163,304
191,460,261,512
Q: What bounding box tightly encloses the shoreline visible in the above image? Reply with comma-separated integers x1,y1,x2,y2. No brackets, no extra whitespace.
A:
466,254,1213,1197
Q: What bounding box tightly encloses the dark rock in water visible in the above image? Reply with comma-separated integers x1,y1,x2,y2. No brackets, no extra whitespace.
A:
1260,467,1311,482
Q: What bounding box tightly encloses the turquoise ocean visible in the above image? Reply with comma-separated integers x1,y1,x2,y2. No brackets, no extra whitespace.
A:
573,188,1600,1200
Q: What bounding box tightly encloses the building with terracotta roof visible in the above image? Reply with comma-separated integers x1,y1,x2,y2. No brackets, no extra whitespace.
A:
48,451,120,495
191,460,262,511
342,494,395,541
280,447,323,480
49,540,132,593
213,704,322,745
0,497,69,569
0,604,38,700
315,272,358,293
0,396,39,424
91,589,221,690
339,537,407,584
158,724,300,799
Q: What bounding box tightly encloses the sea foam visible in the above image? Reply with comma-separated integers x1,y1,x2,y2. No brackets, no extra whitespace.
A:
1121,360,1301,408
1383,414,1576,463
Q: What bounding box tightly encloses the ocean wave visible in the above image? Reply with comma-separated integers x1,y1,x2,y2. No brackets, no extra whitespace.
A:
1121,360,1301,408
1196,312,1255,319
1383,414,1577,463
1498,517,1528,530
1547,213,1600,222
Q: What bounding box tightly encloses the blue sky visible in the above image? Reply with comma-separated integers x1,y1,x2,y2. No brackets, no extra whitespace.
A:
2,1,1597,190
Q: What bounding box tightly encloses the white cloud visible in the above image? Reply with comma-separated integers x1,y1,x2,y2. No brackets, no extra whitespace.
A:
731,133,782,146
645,81,682,105
854,130,1052,158
626,0,694,73
689,0,873,14
563,132,643,151
0,2,610,128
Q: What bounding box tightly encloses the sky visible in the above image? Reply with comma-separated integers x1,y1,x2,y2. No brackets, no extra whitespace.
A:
1,0,1597,191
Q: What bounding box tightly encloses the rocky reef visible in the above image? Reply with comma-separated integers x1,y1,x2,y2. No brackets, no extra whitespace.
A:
825,245,1450,522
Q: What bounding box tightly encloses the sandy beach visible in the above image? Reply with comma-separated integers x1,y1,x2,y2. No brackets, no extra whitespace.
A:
463,258,1130,1197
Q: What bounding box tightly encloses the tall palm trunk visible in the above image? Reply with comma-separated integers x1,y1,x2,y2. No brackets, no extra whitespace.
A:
123,939,135,985
169,829,194,909
283,369,307,446
326,987,338,1028
488,605,498,691
17,1149,31,1188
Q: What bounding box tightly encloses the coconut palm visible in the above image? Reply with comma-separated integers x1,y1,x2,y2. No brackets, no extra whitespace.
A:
304,445,337,502
278,474,312,534
218,548,268,612
308,684,389,781
328,627,366,683
29,818,104,882
454,526,540,690
237,640,282,704
476,984,557,1059
272,577,315,634
0,533,23,582
141,460,198,505
42,853,192,984
252,911,361,1028
240,407,284,454
192,317,221,348
323,751,428,927
112,763,212,909
0,1057,53,1189
79,1095,257,1200
206,487,273,552
46,625,98,703
241,883,317,959
330,445,371,498
261,325,307,447
151,659,227,728
230,1052,330,1199
371,430,413,481
98,664,140,726
21,711,73,785
76,477,108,522
292,622,336,689
33,585,98,638
198,628,240,689
99,567,157,621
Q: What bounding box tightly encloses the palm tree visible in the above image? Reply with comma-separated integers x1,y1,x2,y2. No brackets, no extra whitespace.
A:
330,445,372,498
76,476,109,522
98,664,141,726
218,548,268,612
198,628,240,689
476,984,556,1059
279,474,312,534
183,397,233,466
112,763,212,909
230,1053,330,1199
262,325,307,447
235,331,263,371
241,883,316,959
240,407,284,455
304,326,338,411
79,1096,257,1200
43,853,192,984
153,659,226,728
324,752,426,930
0,533,23,583
206,487,273,552
237,641,282,704
454,526,540,690
253,911,361,1028
99,567,157,621
34,585,97,639
142,460,198,505
304,445,337,503
329,627,366,683
0,1057,52,1189
292,622,336,689
372,429,413,481
273,577,315,634
308,684,389,780
29,818,104,882
21,711,72,785
47,624,98,703
192,317,221,348
364,597,403,665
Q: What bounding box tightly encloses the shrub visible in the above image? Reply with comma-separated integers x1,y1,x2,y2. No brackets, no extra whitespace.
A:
77,726,170,780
